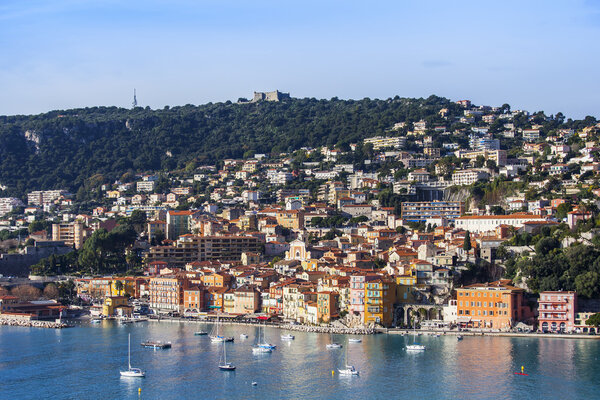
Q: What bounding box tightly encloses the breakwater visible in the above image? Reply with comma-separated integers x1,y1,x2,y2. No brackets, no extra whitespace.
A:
279,324,374,335
0,317,71,329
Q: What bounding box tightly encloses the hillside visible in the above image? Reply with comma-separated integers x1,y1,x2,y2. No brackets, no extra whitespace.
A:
0,95,460,198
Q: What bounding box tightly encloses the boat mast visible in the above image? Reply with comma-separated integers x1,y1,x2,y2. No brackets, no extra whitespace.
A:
128,333,131,370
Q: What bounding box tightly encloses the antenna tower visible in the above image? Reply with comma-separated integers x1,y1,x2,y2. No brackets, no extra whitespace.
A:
132,89,138,108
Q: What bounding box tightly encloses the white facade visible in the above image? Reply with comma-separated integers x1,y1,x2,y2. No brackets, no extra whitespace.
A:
455,214,547,233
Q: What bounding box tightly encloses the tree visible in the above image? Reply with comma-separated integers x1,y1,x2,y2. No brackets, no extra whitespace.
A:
11,285,42,301
463,231,472,252
43,283,59,299
114,280,124,295
556,203,572,221
586,313,600,327
575,271,600,298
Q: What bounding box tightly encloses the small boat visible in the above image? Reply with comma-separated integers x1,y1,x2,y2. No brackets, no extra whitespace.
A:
141,341,172,349
338,365,359,375
120,334,145,378
457,335,463,341
194,331,208,336
252,382,258,386
218,339,235,371
210,314,234,343
281,334,295,340
348,338,362,343
327,343,343,349
252,346,272,354
406,324,426,351
119,318,134,324
240,334,248,339
256,323,275,349
91,318,102,324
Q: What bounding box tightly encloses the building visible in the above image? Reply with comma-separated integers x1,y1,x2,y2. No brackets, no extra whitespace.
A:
27,190,67,206
0,197,24,216
363,276,396,327
452,169,490,186
276,210,304,230
52,221,85,249
183,286,206,315
317,291,339,323
363,136,406,150
454,149,507,166
102,296,132,317
456,280,526,330
251,90,290,102
146,235,263,266
455,213,547,233
166,210,194,240
401,201,464,223
349,274,378,322
233,285,261,314
537,291,577,333
136,180,156,192
149,275,187,314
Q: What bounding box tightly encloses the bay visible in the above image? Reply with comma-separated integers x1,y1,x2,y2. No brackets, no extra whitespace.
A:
1,321,599,400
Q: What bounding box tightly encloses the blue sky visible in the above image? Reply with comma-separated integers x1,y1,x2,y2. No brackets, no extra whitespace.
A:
1,0,599,118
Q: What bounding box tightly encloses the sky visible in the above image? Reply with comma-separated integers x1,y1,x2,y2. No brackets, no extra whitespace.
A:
0,0,599,118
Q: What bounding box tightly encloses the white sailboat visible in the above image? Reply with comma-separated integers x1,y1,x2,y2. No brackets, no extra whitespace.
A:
406,323,426,351
120,333,145,377
326,332,342,349
210,314,234,343
338,344,359,375
218,340,236,370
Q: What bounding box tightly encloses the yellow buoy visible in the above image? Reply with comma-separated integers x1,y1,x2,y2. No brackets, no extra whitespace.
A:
521,366,524,373
331,370,334,376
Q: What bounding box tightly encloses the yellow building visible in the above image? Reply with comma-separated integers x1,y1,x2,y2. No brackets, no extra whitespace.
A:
364,277,396,327
301,259,319,271
102,296,131,317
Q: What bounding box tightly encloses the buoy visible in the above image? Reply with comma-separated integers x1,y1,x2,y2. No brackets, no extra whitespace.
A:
331,370,335,376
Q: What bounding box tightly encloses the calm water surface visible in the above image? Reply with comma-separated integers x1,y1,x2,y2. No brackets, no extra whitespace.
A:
1,321,599,399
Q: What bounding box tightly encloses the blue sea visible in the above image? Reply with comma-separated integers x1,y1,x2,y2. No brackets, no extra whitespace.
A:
1,321,599,399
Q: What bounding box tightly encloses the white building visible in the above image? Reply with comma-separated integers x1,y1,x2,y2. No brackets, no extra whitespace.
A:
455,214,547,233
451,169,489,186
0,198,24,216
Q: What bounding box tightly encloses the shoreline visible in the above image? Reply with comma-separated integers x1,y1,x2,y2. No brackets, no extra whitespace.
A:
145,317,600,339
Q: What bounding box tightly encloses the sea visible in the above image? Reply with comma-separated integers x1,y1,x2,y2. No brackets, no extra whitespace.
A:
1,320,599,400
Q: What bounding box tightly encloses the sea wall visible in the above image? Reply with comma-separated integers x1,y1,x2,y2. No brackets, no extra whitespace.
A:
0,316,71,329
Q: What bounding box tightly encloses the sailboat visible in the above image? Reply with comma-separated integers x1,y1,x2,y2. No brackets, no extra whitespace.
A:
120,333,145,377
218,340,236,371
406,322,426,351
256,322,276,350
326,332,342,349
210,314,234,343
338,344,359,375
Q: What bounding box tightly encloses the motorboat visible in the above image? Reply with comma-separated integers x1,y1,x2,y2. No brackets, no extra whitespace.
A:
120,334,145,378
326,343,343,349
240,334,249,339
91,318,102,324
338,365,359,375
406,344,427,351
457,335,463,341
194,331,208,336
348,338,362,343
252,346,272,354
281,334,295,340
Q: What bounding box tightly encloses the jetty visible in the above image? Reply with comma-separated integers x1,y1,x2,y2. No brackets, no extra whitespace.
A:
0,317,71,329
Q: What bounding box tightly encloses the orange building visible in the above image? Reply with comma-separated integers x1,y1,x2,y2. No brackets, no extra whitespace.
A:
183,286,206,315
456,279,525,330
317,291,339,323
276,210,305,229
201,272,232,288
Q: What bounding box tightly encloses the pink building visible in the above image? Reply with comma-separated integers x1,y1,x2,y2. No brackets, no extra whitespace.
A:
538,291,577,333
349,274,378,321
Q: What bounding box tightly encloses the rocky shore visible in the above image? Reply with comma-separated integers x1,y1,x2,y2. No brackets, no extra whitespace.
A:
0,318,71,329
279,324,375,335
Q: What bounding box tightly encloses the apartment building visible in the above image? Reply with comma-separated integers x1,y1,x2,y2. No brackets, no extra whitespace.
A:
456,280,526,330
454,149,507,166
149,275,187,314
52,221,85,249
363,276,396,327
0,198,24,216
363,136,406,150
455,213,547,233
538,291,577,333
27,190,67,206
452,169,490,186
401,201,464,223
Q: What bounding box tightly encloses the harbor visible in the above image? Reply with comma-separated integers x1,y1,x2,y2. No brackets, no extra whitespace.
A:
2,319,599,400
